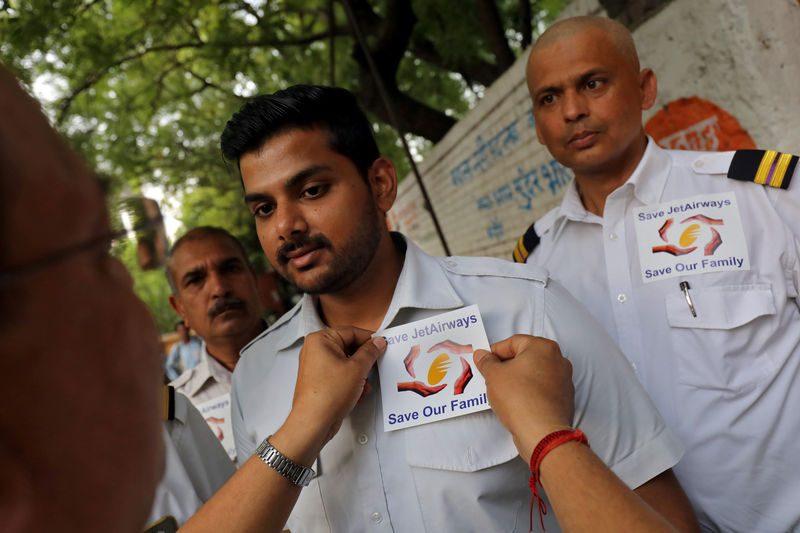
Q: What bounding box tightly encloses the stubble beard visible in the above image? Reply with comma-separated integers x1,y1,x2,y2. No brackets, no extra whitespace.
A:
281,206,384,295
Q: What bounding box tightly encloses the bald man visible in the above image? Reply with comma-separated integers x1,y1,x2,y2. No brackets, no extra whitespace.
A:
0,65,164,532
514,16,800,532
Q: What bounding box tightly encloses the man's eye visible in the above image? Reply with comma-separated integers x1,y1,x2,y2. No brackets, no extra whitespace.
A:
539,94,555,106
253,203,274,217
302,184,327,198
586,79,603,90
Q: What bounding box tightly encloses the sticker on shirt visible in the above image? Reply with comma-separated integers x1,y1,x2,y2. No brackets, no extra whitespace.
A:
633,191,750,283
376,304,491,432
196,393,236,461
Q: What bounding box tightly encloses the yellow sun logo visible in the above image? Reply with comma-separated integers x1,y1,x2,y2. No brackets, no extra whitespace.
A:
679,224,701,247
427,353,452,385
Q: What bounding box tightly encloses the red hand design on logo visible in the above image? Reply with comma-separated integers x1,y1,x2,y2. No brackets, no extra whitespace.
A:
453,357,474,395
397,381,447,397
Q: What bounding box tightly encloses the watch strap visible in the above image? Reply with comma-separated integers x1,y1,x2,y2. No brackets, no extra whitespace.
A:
255,436,316,487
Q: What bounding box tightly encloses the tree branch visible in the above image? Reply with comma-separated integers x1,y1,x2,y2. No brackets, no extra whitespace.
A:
475,0,516,70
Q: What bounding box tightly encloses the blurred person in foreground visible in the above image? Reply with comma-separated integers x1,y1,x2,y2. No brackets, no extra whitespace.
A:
514,15,800,531
0,64,164,533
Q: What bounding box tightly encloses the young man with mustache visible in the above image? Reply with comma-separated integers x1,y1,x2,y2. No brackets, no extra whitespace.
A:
514,15,800,532
216,85,699,532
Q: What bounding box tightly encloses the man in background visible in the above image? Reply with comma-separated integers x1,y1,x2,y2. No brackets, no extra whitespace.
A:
515,15,800,531
165,320,202,380
166,226,266,461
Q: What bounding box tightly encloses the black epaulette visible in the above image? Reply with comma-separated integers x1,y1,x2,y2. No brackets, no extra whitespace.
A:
163,385,175,421
512,223,540,263
728,149,797,189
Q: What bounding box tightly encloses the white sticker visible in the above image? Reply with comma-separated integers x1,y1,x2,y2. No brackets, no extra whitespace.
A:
196,393,236,461
633,192,750,283
376,304,491,432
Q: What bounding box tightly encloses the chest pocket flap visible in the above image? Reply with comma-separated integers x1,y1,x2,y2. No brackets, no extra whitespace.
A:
403,410,518,471
665,284,776,329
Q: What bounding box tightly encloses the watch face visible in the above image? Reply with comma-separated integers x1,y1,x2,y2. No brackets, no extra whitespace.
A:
143,516,178,533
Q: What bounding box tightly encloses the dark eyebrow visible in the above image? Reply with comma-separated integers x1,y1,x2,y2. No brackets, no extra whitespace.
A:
244,164,332,205
181,266,206,286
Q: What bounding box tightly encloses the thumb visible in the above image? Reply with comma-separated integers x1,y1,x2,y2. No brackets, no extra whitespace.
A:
473,348,499,377
349,335,387,368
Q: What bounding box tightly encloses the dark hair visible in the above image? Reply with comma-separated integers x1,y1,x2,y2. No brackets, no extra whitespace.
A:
174,320,186,331
220,85,379,180
165,226,250,294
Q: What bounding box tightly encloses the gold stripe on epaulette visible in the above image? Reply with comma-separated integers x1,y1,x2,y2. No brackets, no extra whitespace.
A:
754,150,778,185
513,235,528,263
772,153,793,189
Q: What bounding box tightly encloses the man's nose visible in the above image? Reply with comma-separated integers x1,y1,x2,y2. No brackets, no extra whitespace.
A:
562,90,588,122
206,269,230,297
275,202,308,241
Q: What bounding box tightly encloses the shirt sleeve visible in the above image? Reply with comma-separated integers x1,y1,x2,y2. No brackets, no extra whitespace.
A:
542,278,684,489
766,170,800,301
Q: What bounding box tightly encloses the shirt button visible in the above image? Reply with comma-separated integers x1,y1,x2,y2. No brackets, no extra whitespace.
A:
370,512,383,523
609,232,619,241
358,433,369,445
617,293,626,303
631,362,638,372
444,259,457,267
694,159,704,168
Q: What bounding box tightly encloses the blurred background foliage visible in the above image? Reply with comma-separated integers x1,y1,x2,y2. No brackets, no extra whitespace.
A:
0,0,565,332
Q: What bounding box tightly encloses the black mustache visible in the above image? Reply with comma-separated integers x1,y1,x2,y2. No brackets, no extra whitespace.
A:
208,297,245,319
276,234,331,265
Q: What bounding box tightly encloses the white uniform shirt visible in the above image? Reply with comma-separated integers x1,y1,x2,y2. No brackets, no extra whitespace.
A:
147,392,235,527
171,344,232,405
232,235,683,533
171,345,238,463
527,140,800,532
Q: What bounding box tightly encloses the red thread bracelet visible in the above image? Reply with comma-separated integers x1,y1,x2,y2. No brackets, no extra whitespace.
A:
528,428,589,532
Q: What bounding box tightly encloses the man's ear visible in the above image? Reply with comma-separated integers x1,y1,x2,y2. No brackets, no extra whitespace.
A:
368,157,398,214
168,295,189,327
639,68,658,111
0,446,34,533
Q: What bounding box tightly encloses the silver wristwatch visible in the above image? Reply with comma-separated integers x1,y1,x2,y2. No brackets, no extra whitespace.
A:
255,436,316,487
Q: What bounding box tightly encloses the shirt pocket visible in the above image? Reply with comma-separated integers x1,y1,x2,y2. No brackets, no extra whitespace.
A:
403,411,534,532
664,283,777,394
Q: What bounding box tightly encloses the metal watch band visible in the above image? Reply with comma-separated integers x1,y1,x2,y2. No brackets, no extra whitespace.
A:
255,436,315,487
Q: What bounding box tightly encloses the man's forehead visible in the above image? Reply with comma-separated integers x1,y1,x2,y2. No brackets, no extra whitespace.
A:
528,30,627,87
172,236,245,271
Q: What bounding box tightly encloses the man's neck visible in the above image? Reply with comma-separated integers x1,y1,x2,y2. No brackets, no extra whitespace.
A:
205,321,266,372
573,135,648,217
317,232,405,332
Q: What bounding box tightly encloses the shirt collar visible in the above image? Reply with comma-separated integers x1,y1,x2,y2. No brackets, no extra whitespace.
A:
554,136,672,225
183,343,232,397
271,233,463,351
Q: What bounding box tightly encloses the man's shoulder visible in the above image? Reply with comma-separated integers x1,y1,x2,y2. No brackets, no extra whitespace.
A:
667,148,797,191
511,206,560,263
440,254,548,285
